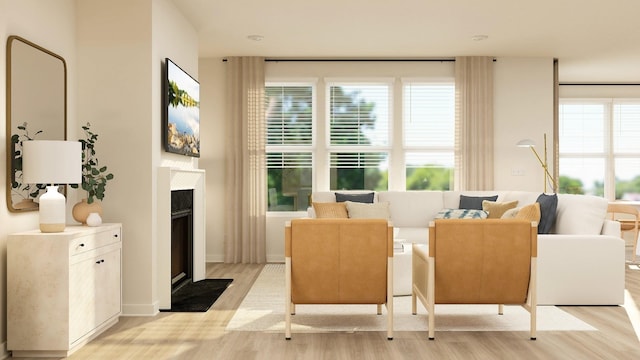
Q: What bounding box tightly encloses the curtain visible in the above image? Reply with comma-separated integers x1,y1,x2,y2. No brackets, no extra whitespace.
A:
224,57,267,264
454,56,494,190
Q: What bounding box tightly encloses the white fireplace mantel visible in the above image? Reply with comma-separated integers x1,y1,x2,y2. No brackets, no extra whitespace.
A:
157,167,206,310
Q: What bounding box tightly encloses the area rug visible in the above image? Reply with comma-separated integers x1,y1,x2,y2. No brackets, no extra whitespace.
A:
162,278,233,312
225,264,596,333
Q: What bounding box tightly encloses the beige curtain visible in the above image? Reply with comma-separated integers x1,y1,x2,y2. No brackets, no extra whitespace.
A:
454,56,494,190
224,57,267,264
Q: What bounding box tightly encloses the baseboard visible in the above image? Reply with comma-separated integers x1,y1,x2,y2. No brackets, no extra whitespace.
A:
207,254,224,262
2,341,8,360
121,301,160,316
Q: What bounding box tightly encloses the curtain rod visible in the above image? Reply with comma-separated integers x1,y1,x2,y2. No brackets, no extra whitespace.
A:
222,57,456,63
560,83,640,86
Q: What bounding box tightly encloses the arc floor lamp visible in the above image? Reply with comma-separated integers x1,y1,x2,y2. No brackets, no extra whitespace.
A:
517,133,557,193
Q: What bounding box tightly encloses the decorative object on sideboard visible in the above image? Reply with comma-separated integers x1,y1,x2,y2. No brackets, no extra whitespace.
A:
70,122,114,224
516,133,557,193
22,140,81,232
86,212,103,227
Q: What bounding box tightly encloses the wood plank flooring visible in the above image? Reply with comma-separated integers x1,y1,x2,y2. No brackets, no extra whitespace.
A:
53,252,640,359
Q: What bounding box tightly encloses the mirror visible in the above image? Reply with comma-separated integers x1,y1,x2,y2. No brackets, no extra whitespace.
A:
6,35,67,212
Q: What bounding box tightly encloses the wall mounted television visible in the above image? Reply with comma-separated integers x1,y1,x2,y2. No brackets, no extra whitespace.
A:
163,58,200,157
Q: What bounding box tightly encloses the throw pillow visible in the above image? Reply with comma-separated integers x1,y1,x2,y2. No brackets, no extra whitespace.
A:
345,201,391,219
335,192,375,203
514,202,541,224
536,193,558,234
501,207,520,219
482,200,519,219
313,202,348,218
459,194,499,210
434,208,488,219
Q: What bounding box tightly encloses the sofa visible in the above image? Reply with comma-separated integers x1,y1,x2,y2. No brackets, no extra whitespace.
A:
309,190,625,306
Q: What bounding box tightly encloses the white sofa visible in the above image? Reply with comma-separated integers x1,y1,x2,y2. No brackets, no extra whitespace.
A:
310,190,626,306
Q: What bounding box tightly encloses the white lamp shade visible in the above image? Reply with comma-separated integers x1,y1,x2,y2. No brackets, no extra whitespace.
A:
516,139,536,147
22,140,82,184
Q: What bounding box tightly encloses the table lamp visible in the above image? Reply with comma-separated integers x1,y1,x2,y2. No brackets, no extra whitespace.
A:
22,140,82,232
516,133,557,193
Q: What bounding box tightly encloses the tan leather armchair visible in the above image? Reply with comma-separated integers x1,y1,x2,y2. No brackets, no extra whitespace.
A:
412,219,538,340
285,218,394,340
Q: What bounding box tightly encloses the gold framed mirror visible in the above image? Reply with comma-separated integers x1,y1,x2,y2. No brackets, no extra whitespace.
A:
6,35,67,212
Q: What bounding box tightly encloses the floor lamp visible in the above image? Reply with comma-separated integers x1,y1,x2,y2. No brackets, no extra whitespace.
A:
516,133,557,193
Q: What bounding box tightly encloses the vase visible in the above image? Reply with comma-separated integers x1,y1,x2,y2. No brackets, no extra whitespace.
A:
72,199,103,224
86,212,103,227
14,198,38,210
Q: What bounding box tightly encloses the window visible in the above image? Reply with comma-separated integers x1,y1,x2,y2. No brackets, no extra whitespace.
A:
328,83,390,191
403,82,455,190
265,85,313,211
559,99,640,200
266,77,456,211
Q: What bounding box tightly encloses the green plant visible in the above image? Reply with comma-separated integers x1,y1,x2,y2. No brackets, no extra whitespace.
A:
70,122,114,203
10,122,46,200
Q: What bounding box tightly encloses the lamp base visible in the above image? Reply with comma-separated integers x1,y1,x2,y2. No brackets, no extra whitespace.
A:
40,223,66,233
39,185,67,233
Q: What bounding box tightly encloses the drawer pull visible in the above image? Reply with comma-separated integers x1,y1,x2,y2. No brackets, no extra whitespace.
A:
95,259,105,264
79,243,85,247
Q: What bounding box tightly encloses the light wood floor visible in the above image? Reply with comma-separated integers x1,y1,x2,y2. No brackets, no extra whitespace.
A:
56,250,640,359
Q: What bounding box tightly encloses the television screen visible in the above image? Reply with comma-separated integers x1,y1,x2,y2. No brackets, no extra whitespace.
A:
164,58,200,157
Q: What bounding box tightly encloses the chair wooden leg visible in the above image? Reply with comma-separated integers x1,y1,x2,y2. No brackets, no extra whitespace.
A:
377,304,382,315
285,258,292,340
498,304,504,315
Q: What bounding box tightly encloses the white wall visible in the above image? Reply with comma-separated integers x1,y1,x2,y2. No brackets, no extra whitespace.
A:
199,58,226,262
493,57,555,191
76,0,198,315
0,0,77,350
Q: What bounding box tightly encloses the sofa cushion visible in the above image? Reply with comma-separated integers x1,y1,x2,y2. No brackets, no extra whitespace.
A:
434,209,488,219
313,202,348,218
536,193,558,234
514,202,541,223
336,192,375,203
459,194,498,210
483,200,518,219
345,201,391,219
378,191,444,228
555,194,608,235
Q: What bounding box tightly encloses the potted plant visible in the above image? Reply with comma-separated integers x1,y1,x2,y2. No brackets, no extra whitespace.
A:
10,122,46,209
71,122,114,224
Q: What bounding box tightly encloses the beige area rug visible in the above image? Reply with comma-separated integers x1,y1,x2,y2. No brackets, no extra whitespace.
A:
225,264,597,333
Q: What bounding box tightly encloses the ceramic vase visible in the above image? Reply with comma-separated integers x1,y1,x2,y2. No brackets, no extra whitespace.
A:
86,212,103,227
72,198,103,224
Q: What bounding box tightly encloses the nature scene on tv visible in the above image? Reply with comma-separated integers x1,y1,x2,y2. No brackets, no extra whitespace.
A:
166,59,200,157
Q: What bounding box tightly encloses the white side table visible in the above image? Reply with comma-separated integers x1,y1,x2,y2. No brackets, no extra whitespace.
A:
393,239,413,296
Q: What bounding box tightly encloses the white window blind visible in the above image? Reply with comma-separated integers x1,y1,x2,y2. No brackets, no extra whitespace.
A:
613,103,640,153
266,85,313,146
266,152,313,168
329,84,389,147
559,102,606,154
329,152,388,168
403,83,455,147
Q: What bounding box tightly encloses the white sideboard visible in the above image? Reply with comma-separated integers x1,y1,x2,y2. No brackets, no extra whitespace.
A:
7,223,122,358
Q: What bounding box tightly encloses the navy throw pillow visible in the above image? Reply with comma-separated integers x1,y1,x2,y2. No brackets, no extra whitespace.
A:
459,194,498,210
335,192,375,203
536,193,558,234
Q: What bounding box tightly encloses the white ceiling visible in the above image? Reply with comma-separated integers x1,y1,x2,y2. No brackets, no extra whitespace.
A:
172,0,640,83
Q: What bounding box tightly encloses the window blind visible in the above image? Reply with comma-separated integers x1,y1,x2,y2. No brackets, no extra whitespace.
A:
403,83,455,147
329,84,389,146
265,85,313,146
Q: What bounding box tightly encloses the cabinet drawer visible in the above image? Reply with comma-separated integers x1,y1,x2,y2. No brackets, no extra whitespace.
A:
70,227,121,255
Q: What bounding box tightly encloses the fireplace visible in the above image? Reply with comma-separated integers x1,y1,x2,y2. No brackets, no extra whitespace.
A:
157,167,206,311
171,189,193,289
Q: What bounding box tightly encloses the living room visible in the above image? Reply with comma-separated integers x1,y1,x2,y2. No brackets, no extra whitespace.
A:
1,0,639,358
